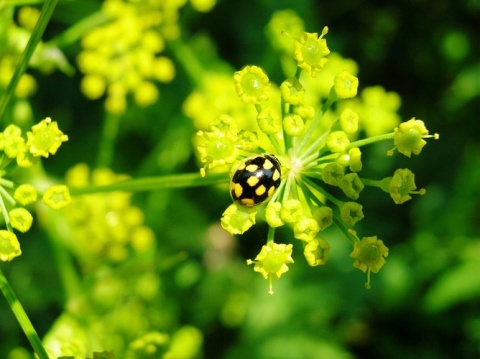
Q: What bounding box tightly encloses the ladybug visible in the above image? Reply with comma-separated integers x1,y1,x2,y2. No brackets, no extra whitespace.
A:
230,154,281,207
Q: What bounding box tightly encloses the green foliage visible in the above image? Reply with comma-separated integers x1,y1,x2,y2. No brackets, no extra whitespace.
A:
0,0,478,358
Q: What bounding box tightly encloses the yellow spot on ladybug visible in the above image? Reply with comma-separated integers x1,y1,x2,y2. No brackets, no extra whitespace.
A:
247,176,260,187
263,159,274,169
234,183,243,198
272,169,280,181
268,186,276,197
246,164,259,172
255,185,266,196
237,162,246,171
241,198,255,207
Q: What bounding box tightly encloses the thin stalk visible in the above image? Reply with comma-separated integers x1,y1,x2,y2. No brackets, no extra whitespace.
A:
0,192,13,231
96,113,120,169
348,132,394,149
0,268,50,359
168,38,206,87
69,171,229,195
0,0,59,121
48,10,109,48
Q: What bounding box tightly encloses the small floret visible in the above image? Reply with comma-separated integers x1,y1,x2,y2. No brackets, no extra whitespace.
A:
233,65,270,104
294,29,330,77
350,236,389,288
247,241,294,295
0,230,21,261
42,185,71,210
221,204,257,235
26,117,68,158
304,238,330,266
332,70,359,99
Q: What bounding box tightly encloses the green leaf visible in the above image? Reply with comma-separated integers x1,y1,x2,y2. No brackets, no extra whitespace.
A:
423,261,480,313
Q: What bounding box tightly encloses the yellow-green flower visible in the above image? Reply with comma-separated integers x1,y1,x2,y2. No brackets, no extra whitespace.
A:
350,236,389,274
257,107,282,135
382,168,426,204
339,108,359,134
221,204,256,235
196,116,241,176
26,117,68,157
312,206,333,230
340,202,364,227
233,65,270,104
304,238,330,266
266,10,305,53
279,199,303,224
265,201,285,228
326,131,350,153
332,70,359,99
1,124,26,158
340,173,364,200
14,184,38,205
193,18,438,290
9,208,33,233
293,217,320,242
42,185,71,210
348,147,362,172
62,164,156,263
0,230,21,261
321,163,345,186
294,29,330,77
280,77,305,105
247,241,294,295
391,118,431,157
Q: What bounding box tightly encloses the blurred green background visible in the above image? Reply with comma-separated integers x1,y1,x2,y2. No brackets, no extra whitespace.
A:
1,0,479,358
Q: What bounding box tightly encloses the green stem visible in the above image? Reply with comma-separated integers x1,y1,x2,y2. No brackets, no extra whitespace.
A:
0,185,16,206
69,171,229,195
268,134,284,156
267,226,275,243
96,113,120,169
0,177,14,188
0,190,13,231
299,127,330,161
332,215,358,245
0,0,59,122
38,206,82,300
302,176,342,207
168,38,206,87
360,178,382,188
295,97,333,156
348,132,394,149
1,0,44,5
48,10,109,48
0,268,50,359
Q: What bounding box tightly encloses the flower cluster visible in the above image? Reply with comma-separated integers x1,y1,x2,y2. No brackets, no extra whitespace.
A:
61,164,155,264
42,266,203,359
0,118,70,262
77,0,216,114
196,25,439,293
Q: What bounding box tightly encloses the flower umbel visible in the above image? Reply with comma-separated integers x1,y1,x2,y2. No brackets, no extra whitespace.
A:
0,118,69,260
196,21,438,292
247,241,294,295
